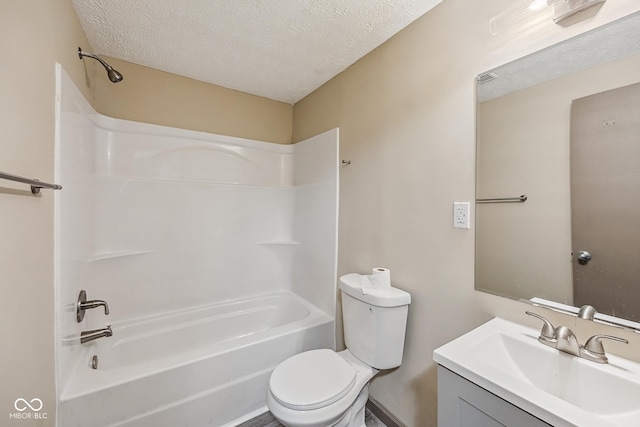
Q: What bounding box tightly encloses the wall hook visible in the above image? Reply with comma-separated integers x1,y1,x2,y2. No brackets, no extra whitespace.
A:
341,160,351,165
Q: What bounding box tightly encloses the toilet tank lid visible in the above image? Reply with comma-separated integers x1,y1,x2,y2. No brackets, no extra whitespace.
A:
339,273,411,307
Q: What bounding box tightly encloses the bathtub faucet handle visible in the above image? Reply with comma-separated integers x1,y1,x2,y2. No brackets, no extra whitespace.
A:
77,290,110,322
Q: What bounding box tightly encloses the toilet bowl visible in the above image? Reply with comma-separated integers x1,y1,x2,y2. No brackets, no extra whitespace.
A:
267,349,377,427
267,273,411,427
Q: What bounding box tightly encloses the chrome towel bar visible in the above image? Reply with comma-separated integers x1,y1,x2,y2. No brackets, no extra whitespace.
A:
476,194,527,204
0,170,62,194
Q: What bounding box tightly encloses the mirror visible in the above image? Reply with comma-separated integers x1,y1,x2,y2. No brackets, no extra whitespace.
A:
475,11,640,329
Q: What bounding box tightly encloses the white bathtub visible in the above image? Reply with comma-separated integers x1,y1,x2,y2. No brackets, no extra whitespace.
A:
58,292,334,427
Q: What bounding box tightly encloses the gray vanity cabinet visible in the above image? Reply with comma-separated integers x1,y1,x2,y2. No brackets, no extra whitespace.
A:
437,366,552,427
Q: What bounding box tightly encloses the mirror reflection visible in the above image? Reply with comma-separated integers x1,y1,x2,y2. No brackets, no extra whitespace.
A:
475,11,640,326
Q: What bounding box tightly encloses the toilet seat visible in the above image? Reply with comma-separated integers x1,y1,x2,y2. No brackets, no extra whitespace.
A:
269,349,357,411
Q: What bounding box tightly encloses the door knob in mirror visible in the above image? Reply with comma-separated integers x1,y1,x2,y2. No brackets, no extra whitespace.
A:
577,250,592,265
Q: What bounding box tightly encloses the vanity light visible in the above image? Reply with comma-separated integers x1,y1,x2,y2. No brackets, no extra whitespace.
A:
528,0,550,12
552,0,607,24
490,0,607,36
489,0,553,36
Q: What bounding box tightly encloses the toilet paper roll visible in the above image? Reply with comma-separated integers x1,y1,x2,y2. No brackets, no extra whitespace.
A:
371,267,391,288
361,267,391,294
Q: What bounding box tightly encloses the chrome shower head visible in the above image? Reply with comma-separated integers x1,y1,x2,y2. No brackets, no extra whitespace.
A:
78,47,124,83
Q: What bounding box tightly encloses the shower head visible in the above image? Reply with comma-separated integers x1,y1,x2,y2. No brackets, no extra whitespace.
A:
78,47,124,83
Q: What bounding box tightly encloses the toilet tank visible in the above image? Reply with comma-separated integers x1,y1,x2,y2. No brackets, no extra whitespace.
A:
339,273,411,370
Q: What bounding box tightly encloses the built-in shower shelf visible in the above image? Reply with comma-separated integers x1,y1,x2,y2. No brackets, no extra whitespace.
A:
256,240,300,246
86,250,156,262
95,174,292,189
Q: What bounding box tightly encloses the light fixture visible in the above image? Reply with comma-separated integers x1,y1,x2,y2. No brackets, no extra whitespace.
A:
489,0,607,36
552,0,606,24
489,0,553,36
529,0,549,12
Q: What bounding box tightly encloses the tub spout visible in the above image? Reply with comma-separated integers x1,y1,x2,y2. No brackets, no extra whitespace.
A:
81,325,113,344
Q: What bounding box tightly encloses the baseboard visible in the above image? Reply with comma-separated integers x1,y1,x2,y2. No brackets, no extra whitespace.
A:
366,398,404,427
239,398,404,427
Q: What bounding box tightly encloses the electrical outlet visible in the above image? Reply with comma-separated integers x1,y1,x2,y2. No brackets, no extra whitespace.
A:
453,202,470,229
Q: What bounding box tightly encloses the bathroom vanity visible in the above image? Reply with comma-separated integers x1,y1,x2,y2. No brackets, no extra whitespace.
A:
433,318,640,427
438,365,550,426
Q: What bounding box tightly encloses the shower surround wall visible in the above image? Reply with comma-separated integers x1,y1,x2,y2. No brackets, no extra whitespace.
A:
54,65,338,426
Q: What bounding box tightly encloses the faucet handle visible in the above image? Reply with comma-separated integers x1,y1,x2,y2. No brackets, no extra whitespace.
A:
76,290,110,322
526,311,556,340
583,334,629,354
80,300,110,315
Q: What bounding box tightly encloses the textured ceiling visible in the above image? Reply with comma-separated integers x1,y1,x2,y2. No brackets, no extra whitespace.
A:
72,0,443,104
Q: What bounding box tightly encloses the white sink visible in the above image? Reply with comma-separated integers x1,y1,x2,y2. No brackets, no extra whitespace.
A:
434,318,640,427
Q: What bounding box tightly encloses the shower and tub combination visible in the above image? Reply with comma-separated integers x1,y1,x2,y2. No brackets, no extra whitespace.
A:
54,64,339,426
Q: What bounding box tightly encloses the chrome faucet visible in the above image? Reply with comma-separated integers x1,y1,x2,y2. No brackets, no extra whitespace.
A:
526,311,628,364
80,325,113,344
77,290,110,322
554,325,581,356
577,304,597,320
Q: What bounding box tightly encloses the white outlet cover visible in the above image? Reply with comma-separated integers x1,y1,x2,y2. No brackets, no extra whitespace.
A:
453,202,470,229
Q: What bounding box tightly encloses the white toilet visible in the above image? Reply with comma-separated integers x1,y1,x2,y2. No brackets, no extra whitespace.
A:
267,273,411,427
